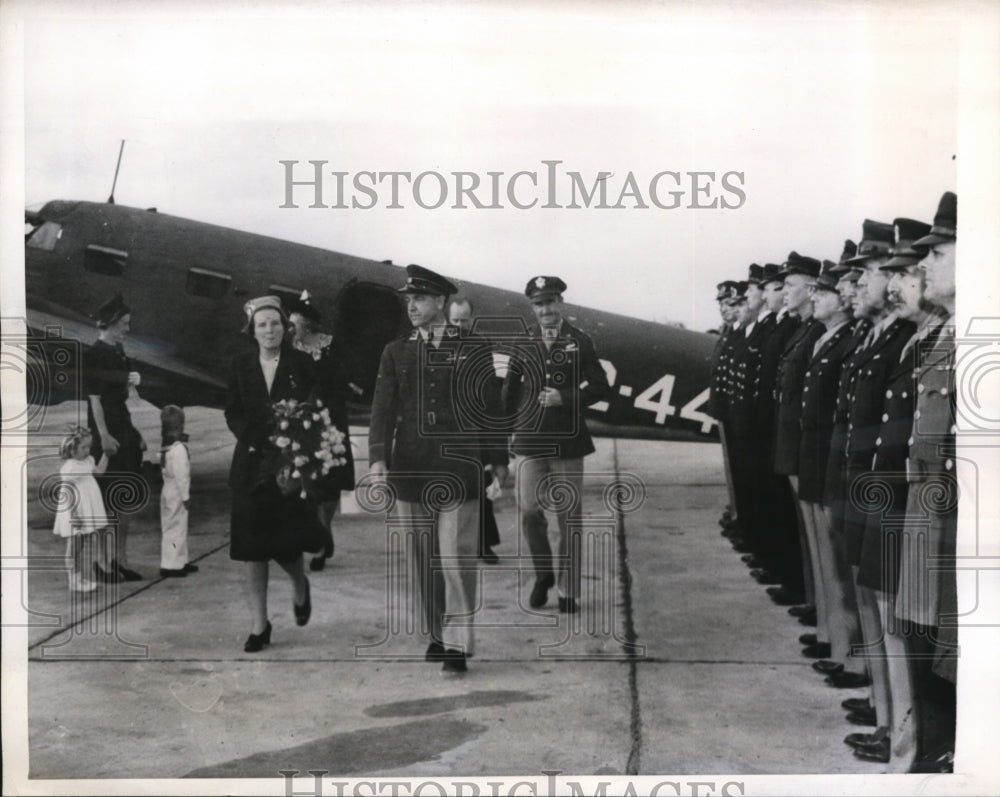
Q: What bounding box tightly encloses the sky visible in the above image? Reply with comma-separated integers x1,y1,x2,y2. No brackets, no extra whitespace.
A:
10,1,979,332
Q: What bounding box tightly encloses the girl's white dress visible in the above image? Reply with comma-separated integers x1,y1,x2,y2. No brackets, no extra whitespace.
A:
53,456,108,537
160,441,191,569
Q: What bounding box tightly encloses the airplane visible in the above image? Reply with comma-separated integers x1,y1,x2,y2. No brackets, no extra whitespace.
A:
23,199,718,442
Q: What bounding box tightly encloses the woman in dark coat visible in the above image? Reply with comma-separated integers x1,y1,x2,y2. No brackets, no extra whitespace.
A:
85,292,146,582
225,296,320,652
288,292,356,571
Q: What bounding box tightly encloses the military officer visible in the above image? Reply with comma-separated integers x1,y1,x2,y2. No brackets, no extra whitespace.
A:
827,223,917,756
798,254,860,670
843,218,936,765
503,276,610,613
369,265,509,673
889,191,958,771
750,263,804,606
448,297,502,564
710,281,741,533
772,252,826,613
726,269,772,561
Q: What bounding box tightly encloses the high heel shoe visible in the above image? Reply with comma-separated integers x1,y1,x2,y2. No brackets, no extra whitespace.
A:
244,621,272,653
294,577,311,626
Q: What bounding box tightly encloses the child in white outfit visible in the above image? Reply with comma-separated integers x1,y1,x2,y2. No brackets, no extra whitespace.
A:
159,405,197,577
54,427,109,592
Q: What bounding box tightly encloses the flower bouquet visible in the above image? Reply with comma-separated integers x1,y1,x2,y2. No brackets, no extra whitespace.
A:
269,398,349,500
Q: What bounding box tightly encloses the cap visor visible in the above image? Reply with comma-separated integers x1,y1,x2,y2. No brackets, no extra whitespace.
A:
912,232,953,248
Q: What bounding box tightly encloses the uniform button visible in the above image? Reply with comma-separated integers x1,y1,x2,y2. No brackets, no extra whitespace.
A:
908,436,915,445
804,386,809,391
882,413,889,422
902,391,908,398
951,424,958,434
885,389,892,398
875,437,882,445
914,410,921,420
945,459,954,470
918,384,925,393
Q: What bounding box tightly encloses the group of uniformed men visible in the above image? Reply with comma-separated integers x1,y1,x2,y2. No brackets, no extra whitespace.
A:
710,191,958,772
368,267,608,674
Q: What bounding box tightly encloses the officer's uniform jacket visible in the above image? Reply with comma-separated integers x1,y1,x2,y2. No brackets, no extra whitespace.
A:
728,312,775,440
797,319,855,503
857,317,947,593
502,319,609,460
369,324,507,504
755,310,801,466
895,323,957,668
823,318,873,513
773,317,826,475
708,322,733,421
841,314,917,565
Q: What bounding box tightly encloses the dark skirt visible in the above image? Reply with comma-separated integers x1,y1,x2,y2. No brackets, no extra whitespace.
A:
230,482,325,563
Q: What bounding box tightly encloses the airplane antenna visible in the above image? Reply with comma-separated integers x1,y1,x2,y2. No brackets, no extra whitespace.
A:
107,139,126,204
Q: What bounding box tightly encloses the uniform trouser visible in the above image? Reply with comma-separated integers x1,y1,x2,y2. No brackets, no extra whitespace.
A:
789,475,815,605
770,475,805,594
719,421,739,520
159,492,189,570
800,501,829,644
480,488,500,552
810,504,859,666
396,499,479,655
854,566,890,727
517,456,584,600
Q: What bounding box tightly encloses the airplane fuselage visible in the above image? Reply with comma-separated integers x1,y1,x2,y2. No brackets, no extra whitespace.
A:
25,200,717,441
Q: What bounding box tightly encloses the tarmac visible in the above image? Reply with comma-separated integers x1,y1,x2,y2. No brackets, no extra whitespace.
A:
10,398,897,787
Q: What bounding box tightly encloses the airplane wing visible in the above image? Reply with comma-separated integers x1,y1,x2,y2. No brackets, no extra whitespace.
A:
25,306,228,409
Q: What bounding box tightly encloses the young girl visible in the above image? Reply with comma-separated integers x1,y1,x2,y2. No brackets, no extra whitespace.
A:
53,427,109,592
159,405,196,577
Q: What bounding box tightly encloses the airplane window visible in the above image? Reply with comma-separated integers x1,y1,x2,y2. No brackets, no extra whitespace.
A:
268,284,304,311
186,267,232,299
84,244,128,276
26,221,63,251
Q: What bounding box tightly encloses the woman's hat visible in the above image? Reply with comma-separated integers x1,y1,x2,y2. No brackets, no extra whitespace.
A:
93,292,130,329
242,295,287,332
286,289,321,323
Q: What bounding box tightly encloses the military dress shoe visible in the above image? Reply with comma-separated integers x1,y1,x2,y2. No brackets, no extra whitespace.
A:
159,568,187,578
799,633,818,646
812,659,844,675
441,649,467,673
846,707,878,726
751,569,782,585
825,671,871,689
841,697,871,712
853,737,890,763
844,726,887,749
182,563,199,573
797,608,818,626
558,597,579,614
425,641,446,662
529,574,555,608
801,642,832,659
767,587,805,606
787,603,815,617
